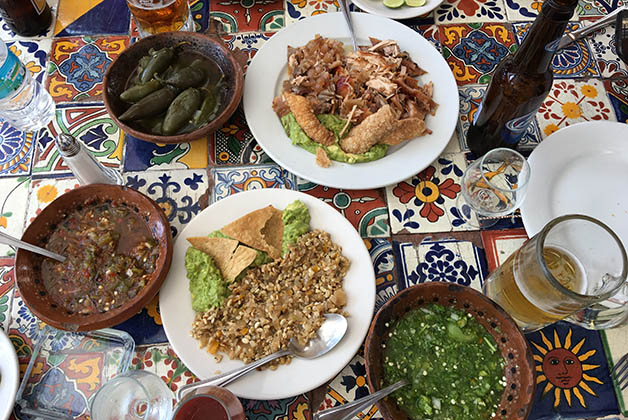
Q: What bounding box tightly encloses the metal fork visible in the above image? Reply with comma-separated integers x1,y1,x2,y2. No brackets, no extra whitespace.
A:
612,352,628,390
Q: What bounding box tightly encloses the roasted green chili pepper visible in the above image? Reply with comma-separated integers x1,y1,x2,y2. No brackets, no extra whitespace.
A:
158,65,205,89
118,86,178,122
193,89,218,126
162,88,202,135
119,79,162,103
137,115,164,135
140,47,174,83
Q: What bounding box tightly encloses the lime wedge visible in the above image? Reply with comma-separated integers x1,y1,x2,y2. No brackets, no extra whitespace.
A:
383,0,404,8
405,0,426,6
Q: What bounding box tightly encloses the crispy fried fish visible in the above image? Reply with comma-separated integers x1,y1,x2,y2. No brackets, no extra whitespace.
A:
340,104,396,154
380,118,429,146
316,147,332,168
284,93,335,146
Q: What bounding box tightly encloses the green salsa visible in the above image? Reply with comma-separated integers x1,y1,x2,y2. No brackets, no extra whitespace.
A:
383,303,506,420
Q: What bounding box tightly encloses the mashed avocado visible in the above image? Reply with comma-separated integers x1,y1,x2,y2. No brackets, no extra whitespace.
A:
185,247,229,312
282,200,310,255
280,113,388,164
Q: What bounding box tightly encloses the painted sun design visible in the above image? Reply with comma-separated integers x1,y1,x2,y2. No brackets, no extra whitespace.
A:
531,328,603,408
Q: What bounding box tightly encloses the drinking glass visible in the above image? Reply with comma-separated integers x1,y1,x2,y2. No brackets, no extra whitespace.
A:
456,148,530,227
126,0,194,38
483,214,628,332
89,370,173,420
173,385,245,420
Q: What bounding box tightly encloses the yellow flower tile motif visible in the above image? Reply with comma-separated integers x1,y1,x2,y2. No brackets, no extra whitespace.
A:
146,294,162,325
544,123,559,136
562,102,582,119
221,124,239,135
580,85,597,98
37,185,58,203
291,0,307,8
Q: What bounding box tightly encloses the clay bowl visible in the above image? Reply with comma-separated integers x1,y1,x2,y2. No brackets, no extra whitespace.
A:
103,31,244,144
365,282,535,420
15,184,173,332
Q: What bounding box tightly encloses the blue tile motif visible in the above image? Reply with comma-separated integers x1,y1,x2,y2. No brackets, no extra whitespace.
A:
211,164,296,202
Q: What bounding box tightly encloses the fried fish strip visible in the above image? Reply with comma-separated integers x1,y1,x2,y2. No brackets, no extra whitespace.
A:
285,93,335,146
316,147,332,168
380,118,429,146
340,104,396,154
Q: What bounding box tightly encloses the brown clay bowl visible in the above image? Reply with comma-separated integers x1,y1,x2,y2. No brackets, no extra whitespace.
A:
365,282,535,420
103,31,244,144
15,184,173,332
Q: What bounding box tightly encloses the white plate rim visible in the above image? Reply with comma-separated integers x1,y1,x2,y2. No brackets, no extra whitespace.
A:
520,121,628,247
243,12,458,190
0,328,19,420
349,0,445,20
160,189,376,400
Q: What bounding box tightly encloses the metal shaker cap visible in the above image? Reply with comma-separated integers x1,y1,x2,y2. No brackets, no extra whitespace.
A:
55,133,80,157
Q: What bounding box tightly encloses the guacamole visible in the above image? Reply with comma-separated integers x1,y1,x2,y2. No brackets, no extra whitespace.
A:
280,113,388,164
282,200,310,255
185,247,229,312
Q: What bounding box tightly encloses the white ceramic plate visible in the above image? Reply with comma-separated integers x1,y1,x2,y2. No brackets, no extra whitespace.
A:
0,328,19,420
520,121,628,250
243,12,458,190
350,0,445,20
160,189,376,400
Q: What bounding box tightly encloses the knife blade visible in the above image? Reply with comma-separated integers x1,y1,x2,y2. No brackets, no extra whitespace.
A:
557,7,627,50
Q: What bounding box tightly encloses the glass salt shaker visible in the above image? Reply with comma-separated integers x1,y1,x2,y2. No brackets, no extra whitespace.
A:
55,133,124,186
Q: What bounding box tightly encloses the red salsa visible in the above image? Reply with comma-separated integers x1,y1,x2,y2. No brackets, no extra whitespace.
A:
39,200,159,315
174,395,230,420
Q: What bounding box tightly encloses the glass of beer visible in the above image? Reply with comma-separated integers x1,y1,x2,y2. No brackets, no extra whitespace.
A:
126,0,193,38
483,214,627,332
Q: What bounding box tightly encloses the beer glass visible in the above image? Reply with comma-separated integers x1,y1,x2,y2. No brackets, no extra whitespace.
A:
126,0,193,38
457,148,530,227
484,214,628,332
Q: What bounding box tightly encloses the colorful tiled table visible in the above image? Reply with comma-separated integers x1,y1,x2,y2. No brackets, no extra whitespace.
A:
1,0,627,419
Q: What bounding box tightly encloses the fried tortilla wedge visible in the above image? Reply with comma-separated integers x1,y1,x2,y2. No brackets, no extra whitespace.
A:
380,118,429,146
221,205,284,260
340,104,396,154
223,245,258,281
285,93,335,146
186,237,239,274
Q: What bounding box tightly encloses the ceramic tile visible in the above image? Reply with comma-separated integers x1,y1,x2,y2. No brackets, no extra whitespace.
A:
434,0,507,23
284,0,339,26
393,236,489,291
0,0,59,40
605,78,628,124
410,23,442,51
537,79,616,139
457,84,543,151
125,169,208,238
480,227,528,271
191,0,212,33
25,177,81,225
586,22,628,79
297,178,390,238
211,164,296,202
0,177,30,257
46,36,130,103
0,257,14,330
602,325,628,415
503,0,542,21
577,0,623,16
513,22,601,78
440,23,517,85
210,105,273,165
124,135,209,171
386,153,480,233
0,124,37,178
210,0,284,33
365,238,398,313
221,31,274,70
114,294,168,346
33,102,125,176
54,0,130,36
527,322,620,419
5,38,52,85
8,288,43,364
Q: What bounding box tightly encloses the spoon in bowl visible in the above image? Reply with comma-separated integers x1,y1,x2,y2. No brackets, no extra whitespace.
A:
0,231,65,262
176,313,348,400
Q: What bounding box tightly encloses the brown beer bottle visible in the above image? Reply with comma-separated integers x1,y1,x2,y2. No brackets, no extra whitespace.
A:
0,0,52,37
466,0,579,157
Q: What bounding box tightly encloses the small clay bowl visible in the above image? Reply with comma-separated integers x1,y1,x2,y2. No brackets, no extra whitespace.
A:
103,31,244,144
365,282,535,420
15,184,173,332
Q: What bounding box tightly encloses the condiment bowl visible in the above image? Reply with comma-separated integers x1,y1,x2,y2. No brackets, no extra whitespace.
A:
364,282,535,420
15,184,173,331
103,31,244,144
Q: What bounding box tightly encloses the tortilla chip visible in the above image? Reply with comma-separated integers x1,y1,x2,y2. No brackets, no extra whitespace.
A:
380,118,429,146
223,245,258,281
221,205,283,260
187,237,238,274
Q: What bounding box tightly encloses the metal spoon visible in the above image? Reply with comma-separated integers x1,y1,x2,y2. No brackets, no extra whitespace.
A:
0,231,65,262
339,0,358,53
314,379,408,420
176,313,348,400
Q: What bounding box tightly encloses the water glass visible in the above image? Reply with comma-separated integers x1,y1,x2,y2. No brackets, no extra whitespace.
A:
126,0,193,38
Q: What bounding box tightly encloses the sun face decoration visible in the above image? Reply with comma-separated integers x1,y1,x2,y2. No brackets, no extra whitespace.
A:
531,328,603,408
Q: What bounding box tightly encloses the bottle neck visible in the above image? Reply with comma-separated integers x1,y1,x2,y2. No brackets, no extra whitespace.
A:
512,0,578,73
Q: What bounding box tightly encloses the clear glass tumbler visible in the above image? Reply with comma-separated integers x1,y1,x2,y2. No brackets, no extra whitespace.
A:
126,0,194,37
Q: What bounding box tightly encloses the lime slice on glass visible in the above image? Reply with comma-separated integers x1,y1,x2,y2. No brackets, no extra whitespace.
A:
383,0,404,8
405,0,426,6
